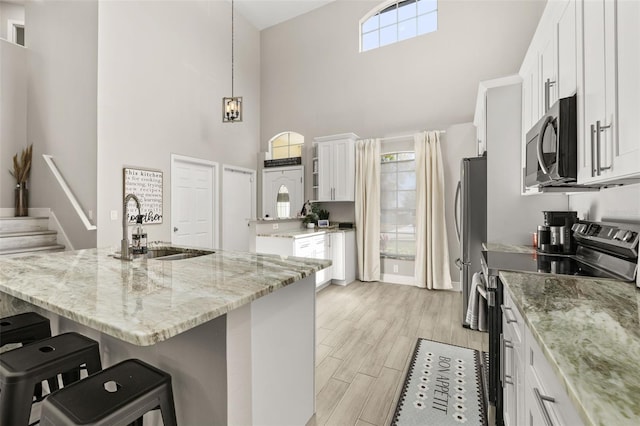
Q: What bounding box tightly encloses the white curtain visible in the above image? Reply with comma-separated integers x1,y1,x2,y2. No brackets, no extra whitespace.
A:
414,131,453,290
355,138,381,282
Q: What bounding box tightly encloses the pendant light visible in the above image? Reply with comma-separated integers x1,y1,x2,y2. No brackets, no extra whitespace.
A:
223,0,242,122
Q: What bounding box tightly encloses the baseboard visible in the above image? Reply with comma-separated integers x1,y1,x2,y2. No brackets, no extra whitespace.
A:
451,280,462,292
380,273,416,286
49,210,74,251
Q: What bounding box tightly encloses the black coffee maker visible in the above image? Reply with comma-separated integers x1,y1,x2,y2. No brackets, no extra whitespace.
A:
537,211,579,254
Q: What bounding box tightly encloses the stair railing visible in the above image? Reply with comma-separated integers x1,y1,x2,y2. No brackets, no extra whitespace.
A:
42,154,97,231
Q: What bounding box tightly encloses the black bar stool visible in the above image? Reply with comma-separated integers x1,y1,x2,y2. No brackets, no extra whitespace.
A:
0,332,102,426
0,312,51,347
0,312,56,400
40,359,177,426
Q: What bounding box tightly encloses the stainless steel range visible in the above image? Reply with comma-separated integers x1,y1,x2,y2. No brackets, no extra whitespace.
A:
480,220,639,426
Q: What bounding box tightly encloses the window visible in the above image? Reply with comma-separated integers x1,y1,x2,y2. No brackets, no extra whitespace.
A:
360,0,438,52
268,132,304,160
380,152,416,259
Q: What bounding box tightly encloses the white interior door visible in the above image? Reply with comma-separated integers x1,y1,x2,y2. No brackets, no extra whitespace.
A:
262,166,304,218
171,155,218,249
222,165,256,251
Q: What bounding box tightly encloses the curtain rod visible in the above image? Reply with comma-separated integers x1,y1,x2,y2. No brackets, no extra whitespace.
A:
379,130,447,142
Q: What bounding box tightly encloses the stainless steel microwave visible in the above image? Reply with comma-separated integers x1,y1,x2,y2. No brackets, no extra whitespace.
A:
524,94,577,187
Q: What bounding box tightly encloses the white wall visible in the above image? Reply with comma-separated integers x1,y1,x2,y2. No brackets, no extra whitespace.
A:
261,0,545,199
0,1,24,41
96,0,261,247
0,39,27,209
569,184,640,222
25,0,98,249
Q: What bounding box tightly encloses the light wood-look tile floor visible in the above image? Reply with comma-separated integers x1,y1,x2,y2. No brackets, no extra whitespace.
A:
308,280,489,426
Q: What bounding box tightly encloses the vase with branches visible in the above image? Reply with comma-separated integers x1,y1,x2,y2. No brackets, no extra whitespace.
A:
9,144,32,217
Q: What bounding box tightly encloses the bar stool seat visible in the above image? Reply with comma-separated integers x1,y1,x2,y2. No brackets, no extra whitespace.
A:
0,332,102,426
0,312,51,347
40,359,177,426
1,312,55,401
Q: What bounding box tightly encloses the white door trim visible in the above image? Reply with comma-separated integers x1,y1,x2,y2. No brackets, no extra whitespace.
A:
222,163,257,218
170,154,219,249
222,164,257,250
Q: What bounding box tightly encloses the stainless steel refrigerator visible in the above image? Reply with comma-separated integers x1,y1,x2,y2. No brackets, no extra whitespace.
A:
455,156,487,327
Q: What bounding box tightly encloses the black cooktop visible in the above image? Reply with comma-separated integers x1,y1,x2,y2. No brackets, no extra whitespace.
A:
482,250,626,281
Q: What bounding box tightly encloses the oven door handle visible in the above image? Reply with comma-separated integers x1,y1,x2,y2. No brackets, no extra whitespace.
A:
536,115,553,175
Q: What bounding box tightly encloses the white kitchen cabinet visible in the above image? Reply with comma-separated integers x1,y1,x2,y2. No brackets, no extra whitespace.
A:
330,230,356,285
503,286,583,426
262,166,303,219
524,325,584,426
502,290,525,426
313,133,358,202
556,0,577,100
255,233,330,288
578,0,640,184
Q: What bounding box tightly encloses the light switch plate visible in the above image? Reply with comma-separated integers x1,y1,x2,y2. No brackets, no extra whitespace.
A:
110,210,118,221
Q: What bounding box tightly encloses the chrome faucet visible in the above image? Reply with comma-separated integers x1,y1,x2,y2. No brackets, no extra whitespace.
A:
121,193,141,260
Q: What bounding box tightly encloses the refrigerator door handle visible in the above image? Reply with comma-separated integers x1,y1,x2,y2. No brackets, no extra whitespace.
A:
454,180,461,242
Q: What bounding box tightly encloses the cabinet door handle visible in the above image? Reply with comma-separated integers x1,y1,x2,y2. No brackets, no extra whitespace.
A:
504,374,514,386
596,120,612,175
590,124,596,177
501,305,518,324
534,387,556,426
500,333,505,385
544,78,556,113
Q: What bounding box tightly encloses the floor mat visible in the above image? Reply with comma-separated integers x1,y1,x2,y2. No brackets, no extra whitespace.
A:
391,338,487,426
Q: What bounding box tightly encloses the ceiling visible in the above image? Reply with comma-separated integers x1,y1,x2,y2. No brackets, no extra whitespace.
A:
234,0,337,30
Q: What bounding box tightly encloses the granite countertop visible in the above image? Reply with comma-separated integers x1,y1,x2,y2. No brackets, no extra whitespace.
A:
0,247,331,346
257,227,355,239
483,242,536,254
499,271,640,425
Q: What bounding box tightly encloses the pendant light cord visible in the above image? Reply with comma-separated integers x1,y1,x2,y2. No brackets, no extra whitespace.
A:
231,0,235,98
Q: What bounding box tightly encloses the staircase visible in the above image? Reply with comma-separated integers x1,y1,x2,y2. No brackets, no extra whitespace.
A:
0,216,65,257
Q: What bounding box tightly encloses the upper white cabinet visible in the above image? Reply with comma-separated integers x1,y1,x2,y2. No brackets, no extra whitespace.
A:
312,133,358,202
521,0,640,186
578,0,640,184
520,0,577,129
262,166,304,218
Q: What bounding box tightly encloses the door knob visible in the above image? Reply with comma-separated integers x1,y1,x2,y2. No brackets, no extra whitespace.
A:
173,227,178,232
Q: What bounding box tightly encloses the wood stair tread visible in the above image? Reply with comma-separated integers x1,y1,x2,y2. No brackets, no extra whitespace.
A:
0,230,57,238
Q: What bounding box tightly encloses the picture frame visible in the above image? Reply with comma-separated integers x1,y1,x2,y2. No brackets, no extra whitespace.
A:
123,167,163,224
317,219,329,228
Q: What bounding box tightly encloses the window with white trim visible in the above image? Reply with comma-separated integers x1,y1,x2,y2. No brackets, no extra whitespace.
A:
360,0,438,52
380,152,416,259
268,131,304,160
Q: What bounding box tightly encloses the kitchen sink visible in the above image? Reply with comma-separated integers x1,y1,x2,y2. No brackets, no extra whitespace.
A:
113,246,215,261
146,247,215,261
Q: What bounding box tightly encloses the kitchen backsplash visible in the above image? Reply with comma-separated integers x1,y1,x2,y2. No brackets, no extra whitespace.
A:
569,183,640,222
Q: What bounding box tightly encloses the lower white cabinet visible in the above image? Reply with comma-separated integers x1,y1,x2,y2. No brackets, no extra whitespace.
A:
329,231,356,285
255,231,356,289
503,287,584,426
256,233,330,288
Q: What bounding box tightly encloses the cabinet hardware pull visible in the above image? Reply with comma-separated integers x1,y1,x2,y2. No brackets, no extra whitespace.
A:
500,333,505,385
534,387,556,426
501,305,518,324
544,78,556,113
596,120,612,175
590,124,596,177
504,374,514,386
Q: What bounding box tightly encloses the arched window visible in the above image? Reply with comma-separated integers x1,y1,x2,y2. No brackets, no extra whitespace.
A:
360,0,438,52
268,131,304,160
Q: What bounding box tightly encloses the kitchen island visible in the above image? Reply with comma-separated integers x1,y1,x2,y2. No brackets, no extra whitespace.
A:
0,246,331,425
499,271,640,425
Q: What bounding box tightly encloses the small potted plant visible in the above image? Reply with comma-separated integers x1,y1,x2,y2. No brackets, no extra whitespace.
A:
9,144,32,217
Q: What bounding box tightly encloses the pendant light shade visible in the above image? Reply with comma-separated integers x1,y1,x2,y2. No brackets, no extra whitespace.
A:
223,0,242,122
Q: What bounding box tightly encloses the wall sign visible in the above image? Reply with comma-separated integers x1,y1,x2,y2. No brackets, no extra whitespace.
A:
123,167,163,224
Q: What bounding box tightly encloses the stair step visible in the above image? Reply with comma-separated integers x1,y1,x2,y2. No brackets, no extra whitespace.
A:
0,216,50,233
0,230,58,250
0,244,66,257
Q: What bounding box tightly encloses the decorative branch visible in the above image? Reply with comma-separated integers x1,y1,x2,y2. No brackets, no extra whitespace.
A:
9,144,33,184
